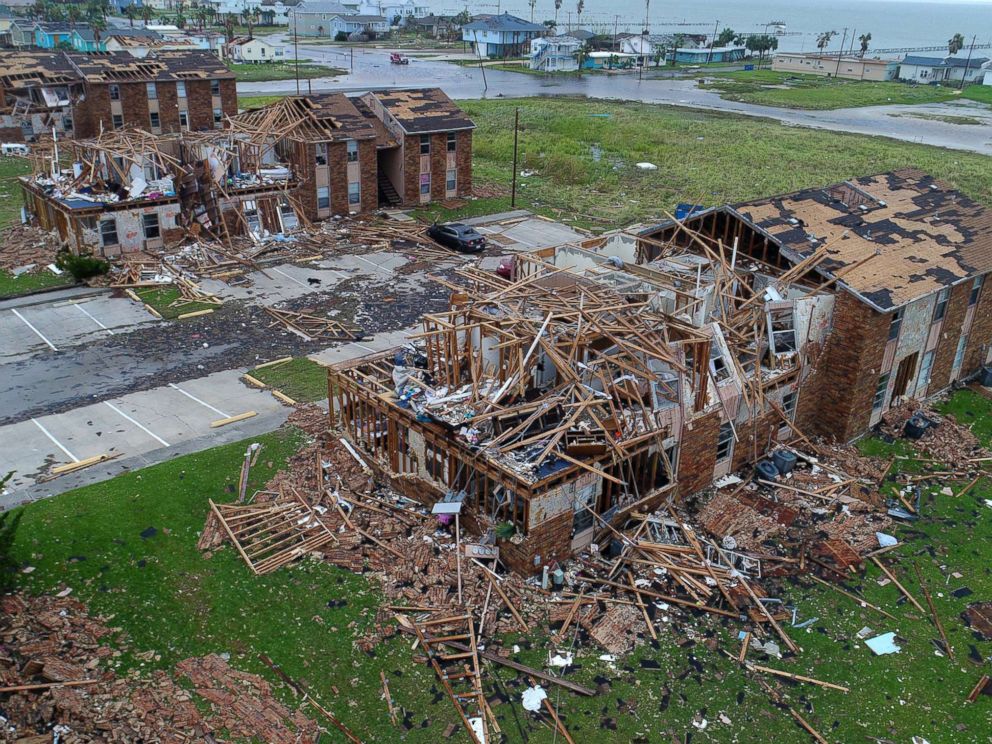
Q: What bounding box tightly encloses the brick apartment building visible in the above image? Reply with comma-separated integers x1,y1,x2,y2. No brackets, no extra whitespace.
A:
232,88,474,218
327,169,992,572
0,49,236,141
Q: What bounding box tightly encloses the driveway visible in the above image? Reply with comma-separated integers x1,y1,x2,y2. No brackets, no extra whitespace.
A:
243,40,992,156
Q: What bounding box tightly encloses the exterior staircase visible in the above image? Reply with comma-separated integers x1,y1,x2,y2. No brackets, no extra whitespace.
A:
377,172,401,207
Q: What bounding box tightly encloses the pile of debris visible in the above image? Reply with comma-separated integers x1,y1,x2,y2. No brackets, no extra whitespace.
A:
0,224,63,274
880,399,989,464
0,594,320,742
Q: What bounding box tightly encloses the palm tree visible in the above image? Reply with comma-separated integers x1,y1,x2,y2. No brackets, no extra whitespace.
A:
948,32,965,55
575,0,583,31
65,4,81,29
816,30,836,52
89,14,107,49
124,4,137,27
528,0,536,23
858,32,871,57
554,0,561,29
140,4,154,25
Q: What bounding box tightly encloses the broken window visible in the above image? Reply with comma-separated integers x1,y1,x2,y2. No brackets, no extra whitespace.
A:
315,142,327,165
888,308,903,341
933,287,950,322
109,84,120,101
782,389,797,419
179,110,189,129
243,199,260,234
419,134,430,155
346,139,358,162
767,308,796,353
709,340,731,382
969,275,984,307
213,108,223,127
447,131,457,152
99,218,118,247
277,198,298,232
716,422,734,462
142,212,160,240
317,186,330,210
149,111,160,129
425,441,448,484
919,350,935,387
211,79,221,95
111,113,123,130
954,334,968,371
872,373,890,411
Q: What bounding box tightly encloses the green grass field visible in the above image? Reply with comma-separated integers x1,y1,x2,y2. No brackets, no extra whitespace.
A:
3,389,991,741
961,84,992,105
133,285,219,320
248,357,329,402
453,97,992,228
226,60,345,82
699,70,962,109
0,269,73,298
0,157,30,231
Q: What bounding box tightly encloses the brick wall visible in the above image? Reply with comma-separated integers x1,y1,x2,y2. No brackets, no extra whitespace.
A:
499,510,572,576
328,142,350,215
157,82,180,132
218,78,237,120
74,84,112,138
676,410,721,498
963,274,992,374
292,141,317,222
120,83,151,130
359,139,377,213
929,281,971,391
0,126,23,142
455,130,472,197
803,291,889,442
730,409,779,472
430,132,446,201
185,80,214,131
401,134,420,206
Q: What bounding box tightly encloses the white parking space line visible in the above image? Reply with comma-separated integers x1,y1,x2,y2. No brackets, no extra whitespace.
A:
354,254,395,274
31,418,78,462
73,303,115,335
104,401,170,447
350,342,378,353
270,267,310,288
11,309,58,351
168,383,230,418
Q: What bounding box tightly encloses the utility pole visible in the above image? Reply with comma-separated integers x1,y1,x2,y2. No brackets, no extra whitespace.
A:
960,34,977,89
834,26,847,77
293,12,299,95
613,14,619,54
510,107,519,208
707,18,719,63
473,30,487,91
639,0,649,80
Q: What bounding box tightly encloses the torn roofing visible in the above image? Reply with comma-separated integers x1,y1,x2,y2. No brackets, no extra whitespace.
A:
232,94,381,143
365,88,475,134
731,169,992,311
0,50,234,86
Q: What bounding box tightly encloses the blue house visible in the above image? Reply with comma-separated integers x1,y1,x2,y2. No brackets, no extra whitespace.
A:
462,13,545,58
34,22,76,49
670,45,746,64
70,27,108,52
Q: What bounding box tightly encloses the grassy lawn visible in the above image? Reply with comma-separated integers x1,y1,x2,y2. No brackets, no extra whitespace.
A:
890,112,986,125
2,390,990,741
248,357,329,402
0,156,30,231
239,94,285,109
458,97,992,228
133,285,218,320
961,84,992,105
0,269,73,298
226,59,345,82
699,70,961,109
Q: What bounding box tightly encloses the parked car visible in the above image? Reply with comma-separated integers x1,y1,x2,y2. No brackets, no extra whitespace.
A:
390,53,409,64
427,222,486,253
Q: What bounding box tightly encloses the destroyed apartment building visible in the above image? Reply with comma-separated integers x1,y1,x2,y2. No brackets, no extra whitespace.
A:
0,49,237,142
328,169,992,573
17,87,475,255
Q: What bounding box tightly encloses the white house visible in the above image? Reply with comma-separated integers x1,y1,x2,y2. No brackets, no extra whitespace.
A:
329,14,388,37
359,0,428,24
898,55,990,84
288,1,358,36
984,69,992,86
462,13,545,59
259,0,303,25
529,35,580,72
619,35,654,66
227,36,285,62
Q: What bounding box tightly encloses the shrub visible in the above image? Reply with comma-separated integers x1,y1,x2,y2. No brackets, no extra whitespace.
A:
55,251,109,281
545,153,589,185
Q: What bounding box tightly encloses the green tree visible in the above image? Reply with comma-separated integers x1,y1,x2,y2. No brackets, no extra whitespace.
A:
816,30,836,52
746,34,778,63
948,32,965,55
66,3,81,29
125,3,137,26
140,4,154,24
858,32,871,57
716,27,735,47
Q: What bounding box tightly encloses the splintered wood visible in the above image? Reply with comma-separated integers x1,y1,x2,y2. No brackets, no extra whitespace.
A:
265,306,362,342
208,487,336,574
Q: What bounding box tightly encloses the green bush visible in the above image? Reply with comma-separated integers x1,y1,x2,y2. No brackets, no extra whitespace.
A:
546,152,589,185
55,251,110,281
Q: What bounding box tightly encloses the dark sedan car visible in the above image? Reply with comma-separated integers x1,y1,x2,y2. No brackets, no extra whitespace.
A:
427,222,486,253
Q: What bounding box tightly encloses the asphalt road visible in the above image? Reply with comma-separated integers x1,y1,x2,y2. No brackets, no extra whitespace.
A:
242,37,992,156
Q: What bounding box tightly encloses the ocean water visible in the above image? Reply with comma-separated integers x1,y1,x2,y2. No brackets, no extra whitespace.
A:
426,0,992,54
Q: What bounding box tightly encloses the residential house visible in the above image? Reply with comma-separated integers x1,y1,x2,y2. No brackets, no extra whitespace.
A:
327,169,992,573
619,35,655,65
0,6,15,35
144,25,227,57
359,0,427,24
582,51,637,70
408,14,459,40
8,19,38,47
0,49,237,140
462,13,545,59
984,69,992,86
669,45,746,64
107,0,144,12
34,22,76,49
561,29,595,45
259,0,303,25
102,27,167,56
288,1,357,36
772,52,898,81
227,36,285,62
70,27,109,53
529,35,580,72
898,55,990,84
328,14,388,38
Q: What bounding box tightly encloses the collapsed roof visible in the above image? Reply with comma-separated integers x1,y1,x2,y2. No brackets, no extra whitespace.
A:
363,88,476,135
